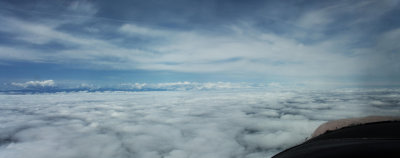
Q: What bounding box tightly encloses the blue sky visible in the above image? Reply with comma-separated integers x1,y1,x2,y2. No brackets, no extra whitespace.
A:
1,0,400,89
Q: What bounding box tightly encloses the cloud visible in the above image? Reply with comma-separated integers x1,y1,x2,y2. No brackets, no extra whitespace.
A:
0,15,106,46
0,0,399,85
67,1,98,16
119,82,252,91
267,82,283,88
11,80,55,88
0,88,399,158
3,81,264,93
0,10,363,75
376,28,400,53
1,81,302,93
119,24,170,36
296,0,398,30
0,46,48,62
297,9,333,29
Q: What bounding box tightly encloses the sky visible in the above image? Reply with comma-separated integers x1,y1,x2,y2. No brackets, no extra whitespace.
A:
1,0,400,89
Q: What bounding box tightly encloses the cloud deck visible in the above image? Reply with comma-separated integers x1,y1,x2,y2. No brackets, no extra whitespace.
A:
1,89,399,158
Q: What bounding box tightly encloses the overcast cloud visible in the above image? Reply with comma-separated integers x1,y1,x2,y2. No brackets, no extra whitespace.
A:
1,89,399,158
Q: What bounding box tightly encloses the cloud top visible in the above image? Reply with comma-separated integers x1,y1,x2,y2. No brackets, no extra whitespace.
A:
11,80,55,88
119,82,252,91
0,88,399,158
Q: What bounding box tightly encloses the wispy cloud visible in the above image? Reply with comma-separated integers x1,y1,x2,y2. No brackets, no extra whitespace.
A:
0,0,399,85
119,24,170,36
0,13,391,80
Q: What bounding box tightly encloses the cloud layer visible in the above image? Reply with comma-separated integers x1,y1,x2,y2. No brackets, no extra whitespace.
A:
0,88,399,158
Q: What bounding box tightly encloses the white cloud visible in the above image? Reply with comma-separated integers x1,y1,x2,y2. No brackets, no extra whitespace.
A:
67,1,98,16
0,46,48,62
0,14,361,77
267,82,282,88
119,82,252,91
296,0,398,30
11,80,55,88
0,88,399,158
119,24,170,36
0,15,107,46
